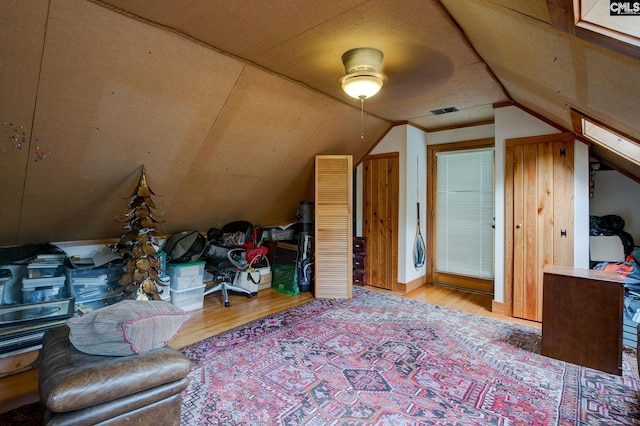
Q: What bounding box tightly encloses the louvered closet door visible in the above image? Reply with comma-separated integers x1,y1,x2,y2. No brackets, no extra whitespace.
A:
505,133,574,322
314,155,353,299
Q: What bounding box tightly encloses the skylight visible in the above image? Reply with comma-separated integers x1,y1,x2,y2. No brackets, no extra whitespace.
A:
577,112,640,167
548,1,640,59
578,0,640,43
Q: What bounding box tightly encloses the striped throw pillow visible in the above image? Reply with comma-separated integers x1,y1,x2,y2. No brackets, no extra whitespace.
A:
66,300,192,356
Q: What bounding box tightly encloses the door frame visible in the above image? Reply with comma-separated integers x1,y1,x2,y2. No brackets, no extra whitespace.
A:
427,138,495,293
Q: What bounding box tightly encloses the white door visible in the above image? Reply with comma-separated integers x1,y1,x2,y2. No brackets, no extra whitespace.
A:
432,147,495,293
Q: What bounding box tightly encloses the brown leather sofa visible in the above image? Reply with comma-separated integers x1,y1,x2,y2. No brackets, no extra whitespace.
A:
38,326,191,426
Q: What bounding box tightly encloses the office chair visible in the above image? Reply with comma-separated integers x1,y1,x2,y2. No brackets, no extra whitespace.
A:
203,248,254,307
203,220,255,307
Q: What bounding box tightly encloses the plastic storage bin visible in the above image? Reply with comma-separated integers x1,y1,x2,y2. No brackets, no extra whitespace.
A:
270,229,295,241
22,277,66,289
27,264,63,279
22,285,64,303
21,275,67,303
74,292,124,313
72,285,114,303
158,274,171,302
66,266,124,306
66,266,124,286
0,269,11,306
167,261,205,291
170,285,205,311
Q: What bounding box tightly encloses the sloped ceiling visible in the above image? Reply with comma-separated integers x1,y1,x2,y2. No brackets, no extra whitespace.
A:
439,0,640,178
0,0,638,246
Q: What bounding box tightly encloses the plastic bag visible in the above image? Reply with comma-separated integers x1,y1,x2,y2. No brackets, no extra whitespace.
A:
271,263,299,295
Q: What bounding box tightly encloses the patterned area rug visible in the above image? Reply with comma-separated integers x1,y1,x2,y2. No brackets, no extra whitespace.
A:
180,287,640,425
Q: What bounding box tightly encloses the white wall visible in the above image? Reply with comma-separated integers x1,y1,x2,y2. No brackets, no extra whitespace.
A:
370,124,406,155
590,169,640,244
427,124,494,145
405,126,428,283
574,143,590,268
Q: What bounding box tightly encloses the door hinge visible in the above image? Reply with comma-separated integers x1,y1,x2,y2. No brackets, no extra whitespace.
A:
431,159,435,170
431,210,435,218
560,148,566,157
560,229,567,237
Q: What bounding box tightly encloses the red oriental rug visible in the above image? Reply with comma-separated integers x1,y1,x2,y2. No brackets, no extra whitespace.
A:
179,287,640,425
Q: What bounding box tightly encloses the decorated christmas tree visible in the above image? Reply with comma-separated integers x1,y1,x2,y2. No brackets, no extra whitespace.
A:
114,165,165,300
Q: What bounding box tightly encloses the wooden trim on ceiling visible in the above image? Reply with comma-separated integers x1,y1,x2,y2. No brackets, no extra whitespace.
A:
568,108,594,146
394,119,496,135
492,101,514,109
513,102,571,134
420,119,494,134
362,151,400,161
569,107,583,134
401,119,495,135
546,0,576,34
427,137,494,150
575,24,640,60
506,132,575,147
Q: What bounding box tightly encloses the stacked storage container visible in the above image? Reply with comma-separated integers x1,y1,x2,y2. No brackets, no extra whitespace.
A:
23,261,67,303
66,267,124,313
167,260,205,311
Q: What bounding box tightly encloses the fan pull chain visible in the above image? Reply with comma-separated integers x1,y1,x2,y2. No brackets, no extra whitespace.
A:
360,96,365,140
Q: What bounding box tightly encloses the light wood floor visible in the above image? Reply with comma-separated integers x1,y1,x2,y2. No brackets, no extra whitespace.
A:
0,284,539,414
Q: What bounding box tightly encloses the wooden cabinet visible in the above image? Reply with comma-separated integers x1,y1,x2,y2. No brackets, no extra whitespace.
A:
314,155,352,299
505,132,574,321
353,237,367,286
541,265,624,375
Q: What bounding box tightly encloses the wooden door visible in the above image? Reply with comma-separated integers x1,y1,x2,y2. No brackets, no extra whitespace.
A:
362,153,399,290
505,133,574,321
314,155,352,299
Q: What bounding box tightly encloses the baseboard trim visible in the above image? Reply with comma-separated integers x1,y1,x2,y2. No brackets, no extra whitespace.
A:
491,300,507,315
392,276,425,294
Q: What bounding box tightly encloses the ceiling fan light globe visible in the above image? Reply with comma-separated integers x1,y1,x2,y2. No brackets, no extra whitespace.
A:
341,75,384,99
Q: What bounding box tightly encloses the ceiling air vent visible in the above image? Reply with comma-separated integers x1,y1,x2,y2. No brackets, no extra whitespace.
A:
431,107,458,115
